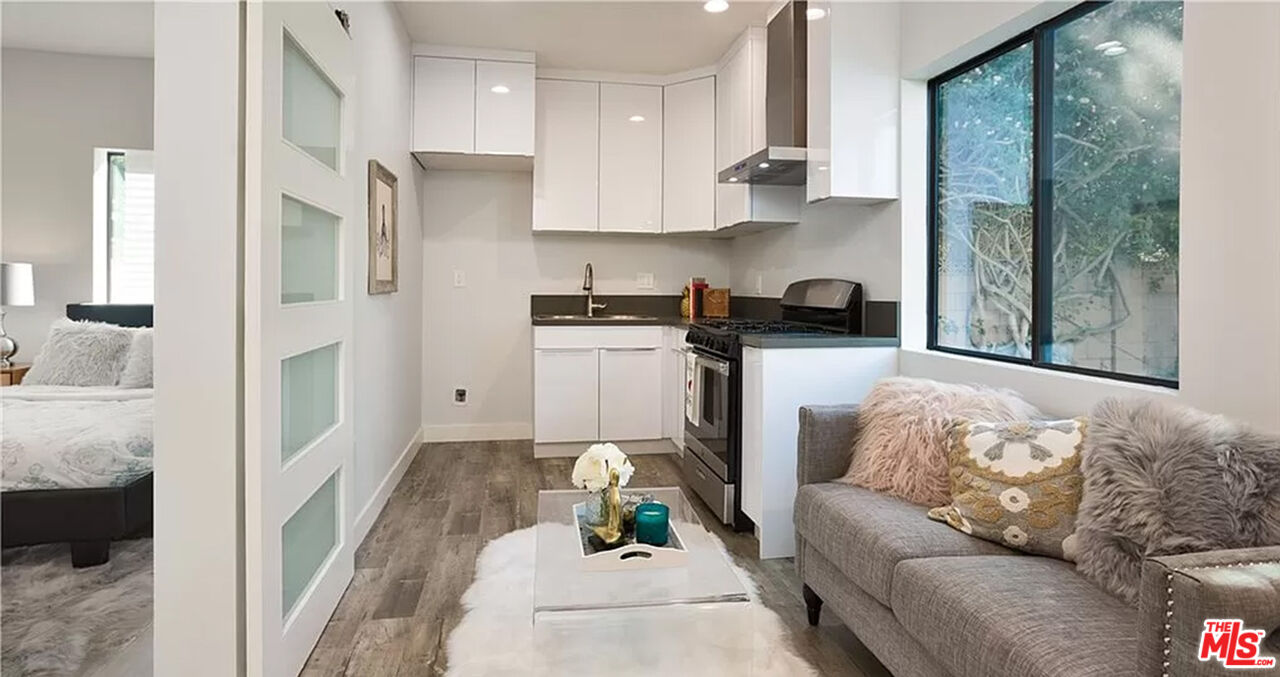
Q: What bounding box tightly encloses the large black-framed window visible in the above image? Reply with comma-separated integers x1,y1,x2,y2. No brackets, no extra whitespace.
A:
927,1,1182,388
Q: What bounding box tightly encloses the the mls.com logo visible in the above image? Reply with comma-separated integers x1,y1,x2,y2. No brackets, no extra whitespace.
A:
1199,619,1278,669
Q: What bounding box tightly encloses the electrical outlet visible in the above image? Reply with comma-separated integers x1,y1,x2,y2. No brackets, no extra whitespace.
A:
636,272,655,290
453,270,466,288
453,388,468,406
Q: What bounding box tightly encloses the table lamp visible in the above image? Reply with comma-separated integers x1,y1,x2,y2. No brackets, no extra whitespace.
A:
1,262,35,368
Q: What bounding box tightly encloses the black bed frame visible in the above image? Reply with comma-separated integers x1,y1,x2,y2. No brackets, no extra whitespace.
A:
1,304,155,567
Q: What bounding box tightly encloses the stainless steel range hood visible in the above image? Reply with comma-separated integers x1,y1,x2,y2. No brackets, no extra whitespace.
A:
718,0,807,186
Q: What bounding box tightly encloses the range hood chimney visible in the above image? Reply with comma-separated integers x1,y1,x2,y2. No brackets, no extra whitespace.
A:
718,0,808,186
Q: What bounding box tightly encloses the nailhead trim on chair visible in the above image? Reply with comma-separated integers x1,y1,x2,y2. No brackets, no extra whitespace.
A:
1160,560,1280,677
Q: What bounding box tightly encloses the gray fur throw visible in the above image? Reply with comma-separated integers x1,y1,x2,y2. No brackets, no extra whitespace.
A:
24,319,133,387
1077,397,1280,603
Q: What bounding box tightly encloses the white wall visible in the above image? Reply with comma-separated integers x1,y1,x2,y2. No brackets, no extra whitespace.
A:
897,1,1280,432
421,170,730,439
152,3,241,674
729,200,901,300
0,48,153,356
347,2,426,538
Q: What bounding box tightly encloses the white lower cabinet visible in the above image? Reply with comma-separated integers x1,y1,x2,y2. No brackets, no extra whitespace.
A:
533,348,599,442
662,328,688,448
599,348,663,440
533,327,664,446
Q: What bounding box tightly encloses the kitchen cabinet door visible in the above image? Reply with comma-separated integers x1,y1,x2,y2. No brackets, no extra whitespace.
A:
715,43,750,229
534,79,599,232
534,349,599,443
663,343,687,446
475,60,534,156
599,348,663,441
412,56,475,154
598,83,663,233
663,77,716,233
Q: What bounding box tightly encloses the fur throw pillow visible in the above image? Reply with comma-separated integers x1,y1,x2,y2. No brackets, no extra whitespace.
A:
1077,397,1280,603
24,319,134,387
839,377,1042,506
117,328,153,388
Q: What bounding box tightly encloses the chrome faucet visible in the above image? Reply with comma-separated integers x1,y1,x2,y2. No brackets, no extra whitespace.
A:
583,263,607,317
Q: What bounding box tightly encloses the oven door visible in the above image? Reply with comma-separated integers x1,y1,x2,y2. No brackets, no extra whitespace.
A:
684,349,731,481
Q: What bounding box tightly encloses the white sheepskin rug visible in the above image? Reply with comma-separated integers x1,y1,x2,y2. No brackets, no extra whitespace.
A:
445,526,818,676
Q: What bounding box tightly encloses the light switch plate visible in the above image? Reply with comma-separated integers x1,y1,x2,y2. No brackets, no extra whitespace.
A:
453,270,466,288
637,272,655,290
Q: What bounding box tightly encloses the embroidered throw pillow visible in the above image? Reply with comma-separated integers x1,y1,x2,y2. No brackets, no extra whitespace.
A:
928,418,1087,561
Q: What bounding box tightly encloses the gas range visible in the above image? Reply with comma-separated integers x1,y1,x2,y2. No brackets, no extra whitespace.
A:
686,279,864,360
681,278,864,531
687,319,842,357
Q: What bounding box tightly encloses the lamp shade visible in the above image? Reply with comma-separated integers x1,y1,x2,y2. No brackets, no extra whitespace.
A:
1,263,35,306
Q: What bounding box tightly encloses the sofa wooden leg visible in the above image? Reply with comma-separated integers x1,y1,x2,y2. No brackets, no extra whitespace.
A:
803,584,823,626
70,540,110,568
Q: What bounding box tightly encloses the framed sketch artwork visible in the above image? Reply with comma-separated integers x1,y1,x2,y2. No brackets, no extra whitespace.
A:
367,160,398,294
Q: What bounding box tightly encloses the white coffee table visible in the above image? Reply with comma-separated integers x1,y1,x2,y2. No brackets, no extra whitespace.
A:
532,487,757,674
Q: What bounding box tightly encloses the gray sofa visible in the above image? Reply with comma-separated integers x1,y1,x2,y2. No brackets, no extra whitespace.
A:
793,405,1280,677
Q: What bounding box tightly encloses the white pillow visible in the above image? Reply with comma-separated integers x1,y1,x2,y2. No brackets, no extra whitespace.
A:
117,328,153,388
24,318,134,387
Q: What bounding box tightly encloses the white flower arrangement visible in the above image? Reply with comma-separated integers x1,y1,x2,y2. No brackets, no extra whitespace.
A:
571,443,635,492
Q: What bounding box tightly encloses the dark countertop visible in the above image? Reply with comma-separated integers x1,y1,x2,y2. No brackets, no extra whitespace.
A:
531,315,691,327
740,335,901,349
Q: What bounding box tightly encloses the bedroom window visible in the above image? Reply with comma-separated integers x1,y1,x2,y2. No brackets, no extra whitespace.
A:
94,148,155,304
928,1,1182,387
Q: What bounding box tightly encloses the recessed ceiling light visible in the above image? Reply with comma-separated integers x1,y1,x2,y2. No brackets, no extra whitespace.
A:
728,176,739,182
758,162,771,169
629,115,646,122
817,165,829,171
704,0,729,13
490,84,510,94
806,7,826,20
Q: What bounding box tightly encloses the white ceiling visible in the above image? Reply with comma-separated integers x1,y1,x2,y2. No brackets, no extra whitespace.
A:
395,1,773,75
2,2,154,58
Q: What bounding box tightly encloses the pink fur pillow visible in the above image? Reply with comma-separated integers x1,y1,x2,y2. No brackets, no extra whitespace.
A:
839,377,1042,506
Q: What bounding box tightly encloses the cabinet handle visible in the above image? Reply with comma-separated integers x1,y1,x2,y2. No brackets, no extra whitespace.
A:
601,347,659,352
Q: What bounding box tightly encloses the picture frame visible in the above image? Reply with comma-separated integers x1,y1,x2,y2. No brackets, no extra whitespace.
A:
367,159,398,294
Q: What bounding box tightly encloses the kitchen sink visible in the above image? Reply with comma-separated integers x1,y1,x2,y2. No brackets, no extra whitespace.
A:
534,314,659,321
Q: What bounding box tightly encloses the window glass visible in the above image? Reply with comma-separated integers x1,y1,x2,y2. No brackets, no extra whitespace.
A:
934,43,1034,358
1047,2,1182,380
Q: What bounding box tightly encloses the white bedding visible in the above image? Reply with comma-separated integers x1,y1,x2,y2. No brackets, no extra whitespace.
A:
1,386,153,491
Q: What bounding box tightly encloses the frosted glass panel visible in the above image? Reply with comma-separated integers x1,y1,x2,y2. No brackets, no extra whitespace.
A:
281,195,338,305
282,472,338,618
281,343,339,463
282,32,341,170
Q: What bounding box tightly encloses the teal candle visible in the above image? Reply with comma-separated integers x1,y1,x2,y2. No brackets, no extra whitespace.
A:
634,502,669,547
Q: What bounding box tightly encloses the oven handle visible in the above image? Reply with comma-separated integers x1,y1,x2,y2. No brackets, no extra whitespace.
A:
691,351,730,376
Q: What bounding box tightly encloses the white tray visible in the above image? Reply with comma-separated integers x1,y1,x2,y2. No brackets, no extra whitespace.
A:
572,501,689,572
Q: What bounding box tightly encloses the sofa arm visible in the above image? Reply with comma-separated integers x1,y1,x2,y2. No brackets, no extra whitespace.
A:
1138,546,1280,676
796,405,860,486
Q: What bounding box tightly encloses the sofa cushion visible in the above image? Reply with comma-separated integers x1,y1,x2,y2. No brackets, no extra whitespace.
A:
893,556,1138,677
795,482,1016,606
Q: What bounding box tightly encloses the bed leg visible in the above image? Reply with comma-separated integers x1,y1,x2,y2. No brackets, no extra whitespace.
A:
70,540,110,567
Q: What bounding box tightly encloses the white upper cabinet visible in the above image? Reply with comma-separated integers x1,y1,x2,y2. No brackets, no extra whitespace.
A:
412,47,535,169
663,76,716,233
475,60,535,156
598,83,663,233
413,56,475,154
806,1,900,203
534,79,600,232
715,28,768,229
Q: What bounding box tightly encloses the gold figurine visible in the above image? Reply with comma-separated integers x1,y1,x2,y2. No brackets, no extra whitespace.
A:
592,467,624,545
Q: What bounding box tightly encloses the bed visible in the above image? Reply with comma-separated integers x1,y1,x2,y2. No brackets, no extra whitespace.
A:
1,304,154,567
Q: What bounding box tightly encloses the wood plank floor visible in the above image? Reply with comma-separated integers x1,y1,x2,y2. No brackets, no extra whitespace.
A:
301,441,891,676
